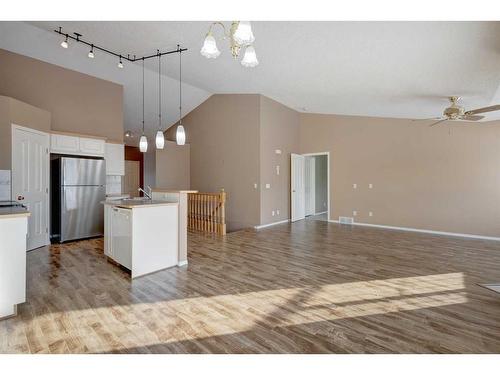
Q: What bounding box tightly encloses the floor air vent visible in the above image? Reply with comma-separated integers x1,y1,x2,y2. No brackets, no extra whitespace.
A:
339,216,354,224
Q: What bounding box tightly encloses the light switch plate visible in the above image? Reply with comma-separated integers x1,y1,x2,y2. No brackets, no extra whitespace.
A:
254,183,258,189
275,149,282,154
353,210,357,216
353,183,357,189
276,210,280,215
369,211,373,217
369,183,373,189
272,211,275,216
266,183,271,189
276,165,280,175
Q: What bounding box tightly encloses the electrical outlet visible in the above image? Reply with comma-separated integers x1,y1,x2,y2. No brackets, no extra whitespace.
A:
369,183,373,189
266,183,271,189
276,210,280,216
275,149,282,154
353,210,357,216
254,183,258,189
276,165,280,175
272,211,275,216
369,211,373,217
353,183,357,189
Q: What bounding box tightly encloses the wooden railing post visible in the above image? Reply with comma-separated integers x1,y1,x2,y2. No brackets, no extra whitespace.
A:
187,189,227,236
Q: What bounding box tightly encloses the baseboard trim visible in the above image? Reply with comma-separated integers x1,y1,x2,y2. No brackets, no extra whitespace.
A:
254,219,290,230
327,219,500,241
314,211,328,215
177,260,188,267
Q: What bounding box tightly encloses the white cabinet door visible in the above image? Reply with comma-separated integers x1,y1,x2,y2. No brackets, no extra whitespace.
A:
50,134,79,154
111,207,132,270
79,137,105,157
105,143,125,175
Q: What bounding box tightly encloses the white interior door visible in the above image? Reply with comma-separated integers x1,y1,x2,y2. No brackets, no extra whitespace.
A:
291,153,305,222
304,156,316,216
12,125,49,251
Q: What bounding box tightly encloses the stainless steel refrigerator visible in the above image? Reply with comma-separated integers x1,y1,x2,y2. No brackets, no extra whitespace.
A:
51,156,106,243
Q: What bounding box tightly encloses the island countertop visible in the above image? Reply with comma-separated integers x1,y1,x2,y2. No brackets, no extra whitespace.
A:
0,206,31,219
101,199,179,209
151,188,198,193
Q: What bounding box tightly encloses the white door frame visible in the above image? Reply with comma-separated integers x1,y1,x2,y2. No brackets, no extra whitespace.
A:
11,124,50,249
301,152,330,221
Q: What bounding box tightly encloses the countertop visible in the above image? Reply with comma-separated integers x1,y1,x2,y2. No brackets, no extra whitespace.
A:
151,188,198,193
0,206,31,219
101,199,179,209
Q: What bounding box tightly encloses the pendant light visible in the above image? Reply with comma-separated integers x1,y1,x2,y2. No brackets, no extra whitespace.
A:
60,34,69,48
155,53,165,149
176,48,186,145
139,58,148,153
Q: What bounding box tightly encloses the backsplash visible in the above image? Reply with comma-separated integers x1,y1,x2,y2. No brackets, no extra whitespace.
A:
0,170,11,200
106,175,122,195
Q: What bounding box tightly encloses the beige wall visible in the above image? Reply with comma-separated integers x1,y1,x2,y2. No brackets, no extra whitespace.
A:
155,141,190,190
0,48,123,142
174,94,261,231
299,113,500,237
259,96,300,225
0,96,51,169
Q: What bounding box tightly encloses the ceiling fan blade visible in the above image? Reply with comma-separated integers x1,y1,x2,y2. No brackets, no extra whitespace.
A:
411,117,440,122
461,115,485,121
429,119,448,127
465,104,500,115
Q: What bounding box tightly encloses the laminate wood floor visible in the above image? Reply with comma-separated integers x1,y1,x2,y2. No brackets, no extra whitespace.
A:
1,220,500,353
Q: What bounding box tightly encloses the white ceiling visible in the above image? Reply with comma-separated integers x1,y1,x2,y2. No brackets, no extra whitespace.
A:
2,21,500,137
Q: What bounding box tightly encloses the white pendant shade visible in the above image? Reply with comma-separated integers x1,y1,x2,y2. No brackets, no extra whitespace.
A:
233,21,255,45
155,130,165,149
139,135,148,152
88,51,95,59
61,40,68,49
176,125,186,145
241,45,259,68
200,33,221,59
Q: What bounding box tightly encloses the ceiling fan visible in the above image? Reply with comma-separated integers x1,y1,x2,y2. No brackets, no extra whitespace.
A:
417,96,500,127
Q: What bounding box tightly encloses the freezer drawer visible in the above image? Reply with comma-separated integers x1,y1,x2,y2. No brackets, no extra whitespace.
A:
61,185,105,242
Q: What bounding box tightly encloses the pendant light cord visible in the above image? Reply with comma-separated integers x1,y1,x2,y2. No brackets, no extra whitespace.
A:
158,52,162,129
142,58,145,134
179,47,182,125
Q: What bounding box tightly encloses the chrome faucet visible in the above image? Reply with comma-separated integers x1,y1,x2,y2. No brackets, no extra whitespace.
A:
138,186,152,200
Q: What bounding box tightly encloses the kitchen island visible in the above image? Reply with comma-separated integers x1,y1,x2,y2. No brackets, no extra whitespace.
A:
102,199,178,278
0,204,29,319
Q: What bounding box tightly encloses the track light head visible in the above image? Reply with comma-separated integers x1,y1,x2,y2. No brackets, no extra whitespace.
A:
117,56,123,69
60,35,68,49
88,45,95,59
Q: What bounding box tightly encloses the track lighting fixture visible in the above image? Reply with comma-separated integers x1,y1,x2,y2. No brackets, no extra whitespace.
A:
156,52,165,149
139,58,148,153
176,47,186,146
60,35,69,49
88,45,95,59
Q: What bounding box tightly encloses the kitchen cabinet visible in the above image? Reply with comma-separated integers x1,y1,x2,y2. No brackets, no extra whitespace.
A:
79,137,105,156
102,200,179,278
105,143,125,175
50,133,105,157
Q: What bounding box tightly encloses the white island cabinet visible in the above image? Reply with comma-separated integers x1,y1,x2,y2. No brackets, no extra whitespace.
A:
102,200,179,278
0,207,29,319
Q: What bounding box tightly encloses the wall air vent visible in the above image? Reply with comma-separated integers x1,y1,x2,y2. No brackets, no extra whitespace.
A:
339,216,354,225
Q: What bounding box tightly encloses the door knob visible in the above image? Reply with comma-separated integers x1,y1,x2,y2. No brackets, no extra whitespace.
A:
17,195,25,200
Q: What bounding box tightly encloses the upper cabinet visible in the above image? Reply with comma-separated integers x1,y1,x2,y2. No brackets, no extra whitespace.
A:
105,143,125,175
50,133,106,157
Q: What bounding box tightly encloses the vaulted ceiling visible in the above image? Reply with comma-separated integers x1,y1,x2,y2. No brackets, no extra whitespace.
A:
2,21,500,142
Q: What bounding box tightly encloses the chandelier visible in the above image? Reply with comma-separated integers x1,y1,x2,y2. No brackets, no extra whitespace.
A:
200,21,259,67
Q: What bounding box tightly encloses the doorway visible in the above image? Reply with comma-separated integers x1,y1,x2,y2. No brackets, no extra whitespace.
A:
291,152,330,222
123,160,140,197
11,124,50,250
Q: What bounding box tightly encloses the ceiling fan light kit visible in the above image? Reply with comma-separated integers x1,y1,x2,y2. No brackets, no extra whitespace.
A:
201,21,259,67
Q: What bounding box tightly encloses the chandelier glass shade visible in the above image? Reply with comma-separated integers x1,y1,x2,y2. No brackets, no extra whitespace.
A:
201,33,221,59
233,21,255,45
241,45,259,67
